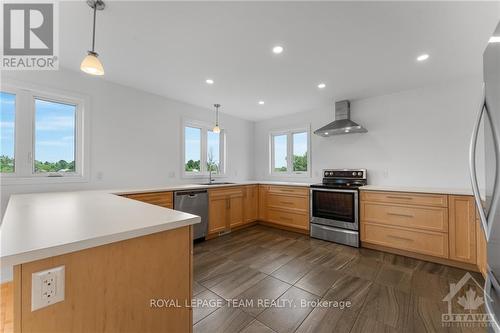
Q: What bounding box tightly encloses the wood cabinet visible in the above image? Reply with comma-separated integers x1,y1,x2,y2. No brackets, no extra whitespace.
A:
258,185,269,221
243,185,259,223
122,191,173,209
361,191,450,259
208,187,244,235
477,215,488,278
259,185,309,232
449,195,476,264
361,190,481,270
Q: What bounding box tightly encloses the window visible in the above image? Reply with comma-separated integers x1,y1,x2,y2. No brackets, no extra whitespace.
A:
183,121,225,176
0,83,87,184
0,92,16,173
270,128,310,176
34,99,77,174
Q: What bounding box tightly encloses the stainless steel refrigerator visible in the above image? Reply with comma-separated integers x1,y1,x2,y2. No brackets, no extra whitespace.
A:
470,21,500,332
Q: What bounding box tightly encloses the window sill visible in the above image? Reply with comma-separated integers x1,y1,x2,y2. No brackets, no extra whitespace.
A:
1,175,89,186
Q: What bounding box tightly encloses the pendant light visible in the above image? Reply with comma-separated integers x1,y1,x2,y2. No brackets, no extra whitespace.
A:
213,104,221,133
80,0,105,76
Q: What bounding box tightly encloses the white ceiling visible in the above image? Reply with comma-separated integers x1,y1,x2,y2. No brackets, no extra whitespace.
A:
59,1,500,121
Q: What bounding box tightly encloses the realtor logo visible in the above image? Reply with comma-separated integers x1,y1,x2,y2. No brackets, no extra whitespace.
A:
1,1,59,70
442,272,492,327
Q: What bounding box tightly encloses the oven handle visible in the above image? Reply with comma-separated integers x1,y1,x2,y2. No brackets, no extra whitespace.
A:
310,188,359,194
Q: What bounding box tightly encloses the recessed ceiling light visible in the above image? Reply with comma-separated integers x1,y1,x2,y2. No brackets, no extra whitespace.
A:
317,83,326,89
489,36,500,43
417,54,429,62
258,101,265,105
205,79,214,85
324,132,328,135
272,46,284,54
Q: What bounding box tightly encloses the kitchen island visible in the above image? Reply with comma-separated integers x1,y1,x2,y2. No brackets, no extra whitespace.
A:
0,190,200,333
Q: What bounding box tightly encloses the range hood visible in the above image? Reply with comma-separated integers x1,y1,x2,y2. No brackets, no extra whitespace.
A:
314,100,367,137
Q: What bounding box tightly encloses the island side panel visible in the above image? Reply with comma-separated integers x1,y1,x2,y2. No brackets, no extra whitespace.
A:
19,226,192,333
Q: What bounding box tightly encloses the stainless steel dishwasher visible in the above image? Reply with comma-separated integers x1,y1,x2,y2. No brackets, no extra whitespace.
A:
174,189,208,240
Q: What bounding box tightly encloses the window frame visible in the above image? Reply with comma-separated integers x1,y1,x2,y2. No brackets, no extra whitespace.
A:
269,126,311,177
1,81,89,185
181,119,226,178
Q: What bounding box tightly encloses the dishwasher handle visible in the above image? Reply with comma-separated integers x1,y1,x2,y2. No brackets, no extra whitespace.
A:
175,190,208,198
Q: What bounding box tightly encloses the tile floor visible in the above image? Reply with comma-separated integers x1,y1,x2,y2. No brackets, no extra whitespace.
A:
193,225,486,333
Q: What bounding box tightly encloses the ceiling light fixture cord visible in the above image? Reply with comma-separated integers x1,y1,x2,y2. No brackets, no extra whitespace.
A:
91,2,97,53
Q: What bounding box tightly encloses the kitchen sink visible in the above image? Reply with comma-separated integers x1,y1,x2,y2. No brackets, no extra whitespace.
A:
197,182,236,186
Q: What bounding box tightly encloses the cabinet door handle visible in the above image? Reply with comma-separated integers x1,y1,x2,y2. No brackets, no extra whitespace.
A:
387,196,413,200
280,216,293,221
388,234,414,242
387,212,414,218
280,201,294,205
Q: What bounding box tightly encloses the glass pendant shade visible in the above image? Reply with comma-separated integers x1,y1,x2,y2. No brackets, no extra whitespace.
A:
213,125,221,134
80,52,104,75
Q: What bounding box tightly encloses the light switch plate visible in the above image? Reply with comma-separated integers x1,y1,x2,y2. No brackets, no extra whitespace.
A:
31,265,65,311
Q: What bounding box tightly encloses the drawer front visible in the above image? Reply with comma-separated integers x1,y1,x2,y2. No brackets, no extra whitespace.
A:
267,208,309,230
361,202,448,232
362,223,449,258
267,193,308,212
361,191,448,207
268,186,309,197
209,187,244,199
125,192,173,208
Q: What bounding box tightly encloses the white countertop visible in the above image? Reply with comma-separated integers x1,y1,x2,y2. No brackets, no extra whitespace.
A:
0,180,313,282
0,190,200,280
359,185,474,196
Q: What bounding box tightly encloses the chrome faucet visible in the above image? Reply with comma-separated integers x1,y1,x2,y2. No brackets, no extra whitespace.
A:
209,169,215,184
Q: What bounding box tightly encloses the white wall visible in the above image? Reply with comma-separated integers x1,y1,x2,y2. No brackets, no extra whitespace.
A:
0,69,254,216
253,77,485,189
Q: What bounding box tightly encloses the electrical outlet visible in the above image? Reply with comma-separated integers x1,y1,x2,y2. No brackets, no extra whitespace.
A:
32,265,65,311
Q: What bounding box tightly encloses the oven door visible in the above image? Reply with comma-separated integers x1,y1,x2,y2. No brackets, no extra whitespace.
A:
310,188,359,231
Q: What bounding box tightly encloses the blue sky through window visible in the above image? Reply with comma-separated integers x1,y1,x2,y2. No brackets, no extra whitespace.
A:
293,132,307,157
185,126,201,163
35,99,76,163
0,92,15,159
274,134,287,170
207,131,220,165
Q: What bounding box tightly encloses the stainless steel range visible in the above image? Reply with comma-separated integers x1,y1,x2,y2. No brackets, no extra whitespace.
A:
310,169,367,247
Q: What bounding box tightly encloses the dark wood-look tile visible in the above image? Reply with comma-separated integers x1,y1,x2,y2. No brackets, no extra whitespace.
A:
343,256,382,281
270,258,315,284
295,266,346,297
249,251,294,275
322,274,373,310
319,252,355,270
239,320,277,333
375,263,413,293
193,289,224,324
193,280,207,296
351,315,399,333
358,283,410,329
295,305,360,333
382,253,420,270
193,306,254,333
210,267,267,300
257,286,318,333
236,276,292,317
404,294,460,333
411,270,456,302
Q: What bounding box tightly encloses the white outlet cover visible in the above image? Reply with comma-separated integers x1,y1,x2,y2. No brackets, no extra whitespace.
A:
31,265,65,311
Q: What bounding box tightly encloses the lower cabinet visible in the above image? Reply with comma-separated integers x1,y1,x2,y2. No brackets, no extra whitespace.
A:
243,185,259,223
361,191,480,270
208,187,245,235
121,191,173,209
477,216,488,278
259,185,309,232
448,195,477,264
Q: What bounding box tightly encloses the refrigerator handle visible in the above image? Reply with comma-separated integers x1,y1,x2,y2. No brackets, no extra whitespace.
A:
485,270,500,332
469,83,490,239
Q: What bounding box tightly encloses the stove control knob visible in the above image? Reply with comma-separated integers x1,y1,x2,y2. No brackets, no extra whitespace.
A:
324,171,328,177
352,172,357,176
358,172,363,176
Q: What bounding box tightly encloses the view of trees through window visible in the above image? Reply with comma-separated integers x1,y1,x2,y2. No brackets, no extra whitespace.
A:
272,131,308,174
0,92,16,173
184,126,223,174
34,99,77,173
